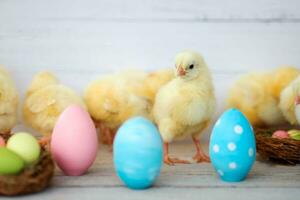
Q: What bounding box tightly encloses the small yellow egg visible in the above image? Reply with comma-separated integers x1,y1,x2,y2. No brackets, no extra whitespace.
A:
7,132,41,164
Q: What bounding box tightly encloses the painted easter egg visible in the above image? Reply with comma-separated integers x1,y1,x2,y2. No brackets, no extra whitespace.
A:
0,148,25,175
272,130,289,139
114,117,163,189
7,132,41,164
209,108,256,182
288,130,300,140
51,105,98,176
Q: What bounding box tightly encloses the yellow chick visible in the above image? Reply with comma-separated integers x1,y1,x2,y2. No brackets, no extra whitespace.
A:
84,70,152,145
227,66,299,127
23,72,86,139
153,51,216,165
0,66,19,134
279,75,300,125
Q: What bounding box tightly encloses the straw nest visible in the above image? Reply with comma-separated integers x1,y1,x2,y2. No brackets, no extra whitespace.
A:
0,133,54,196
255,127,300,165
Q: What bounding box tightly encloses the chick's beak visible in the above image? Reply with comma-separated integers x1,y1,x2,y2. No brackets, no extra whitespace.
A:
295,95,300,105
177,66,186,76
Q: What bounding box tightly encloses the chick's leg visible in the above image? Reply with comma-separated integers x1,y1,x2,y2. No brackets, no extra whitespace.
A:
164,143,174,165
106,128,117,152
104,128,114,146
98,123,117,152
192,136,210,163
163,143,190,165
98,123,113,145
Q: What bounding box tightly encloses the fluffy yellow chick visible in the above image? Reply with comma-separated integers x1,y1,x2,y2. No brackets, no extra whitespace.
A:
227,66,299,127
23,72,86,138
0,66,19,134
279,75,300,125
84,70,152,145
153,51,216,165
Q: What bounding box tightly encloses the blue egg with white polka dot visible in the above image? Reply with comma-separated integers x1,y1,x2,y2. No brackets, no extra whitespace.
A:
209,108,256,182
113,117,163,189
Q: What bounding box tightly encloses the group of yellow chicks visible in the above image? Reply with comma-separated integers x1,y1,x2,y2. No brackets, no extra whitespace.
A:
228,66,300,127
1,50,300,165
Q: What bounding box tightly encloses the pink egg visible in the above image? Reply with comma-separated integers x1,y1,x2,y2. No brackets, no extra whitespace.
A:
0,136,5,147
272,130,289,139
51,105,98,176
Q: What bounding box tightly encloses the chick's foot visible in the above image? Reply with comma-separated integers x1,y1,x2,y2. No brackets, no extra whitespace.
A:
164,155,190,165
192,136,210,163
164,155,175,166
193,152,210,163
163,142,190,165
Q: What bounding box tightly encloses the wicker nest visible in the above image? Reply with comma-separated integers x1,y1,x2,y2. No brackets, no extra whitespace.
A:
0,133,54,196
255,127,300,165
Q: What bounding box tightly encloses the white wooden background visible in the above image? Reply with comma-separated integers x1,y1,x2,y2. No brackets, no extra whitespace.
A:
1,0,300,199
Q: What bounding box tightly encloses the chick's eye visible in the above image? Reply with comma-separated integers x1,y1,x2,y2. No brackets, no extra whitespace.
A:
189,64,194,69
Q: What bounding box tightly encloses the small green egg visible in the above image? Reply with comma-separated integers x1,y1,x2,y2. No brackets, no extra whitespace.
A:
0,147,25,175
288,130,300,140
7,132,41,164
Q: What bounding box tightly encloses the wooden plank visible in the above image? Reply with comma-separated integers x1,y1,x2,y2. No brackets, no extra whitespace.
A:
1,22,300,74
2,187,298,200
1,0,300,22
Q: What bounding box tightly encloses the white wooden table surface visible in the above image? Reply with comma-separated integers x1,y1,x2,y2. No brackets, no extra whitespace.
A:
1,0,300,199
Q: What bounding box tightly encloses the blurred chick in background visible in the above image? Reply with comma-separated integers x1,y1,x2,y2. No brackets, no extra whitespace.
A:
0,66,19,135
153,51,216,165
279,75,300,125
85,69,173,146
227,66,299,127
23,72,86,144
84,70,152,145
143,69,174,104
270,67,300,100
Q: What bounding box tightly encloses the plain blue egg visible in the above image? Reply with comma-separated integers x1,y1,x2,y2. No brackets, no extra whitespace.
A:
209,108,256,182
113,116,163,189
